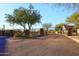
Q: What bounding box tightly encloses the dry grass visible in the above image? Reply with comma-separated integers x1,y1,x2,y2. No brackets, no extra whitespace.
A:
7,34,79,56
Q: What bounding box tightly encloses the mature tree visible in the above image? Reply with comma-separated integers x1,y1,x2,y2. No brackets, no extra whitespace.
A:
55,23,64,28
5,7,28,31
55,23,64,33
43,23,52,31
66,12,79,27
27,4,41,31
5,4,41,32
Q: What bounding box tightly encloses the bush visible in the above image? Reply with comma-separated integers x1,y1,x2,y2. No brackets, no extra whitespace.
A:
14,31,22,37
5,30,14,37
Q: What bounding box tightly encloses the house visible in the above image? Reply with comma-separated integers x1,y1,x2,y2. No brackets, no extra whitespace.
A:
62,24,77,36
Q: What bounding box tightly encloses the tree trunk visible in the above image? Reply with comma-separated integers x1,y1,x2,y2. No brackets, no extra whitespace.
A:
28,24,32,32
28,24,32,37
29,26,31,32
23,25,26,36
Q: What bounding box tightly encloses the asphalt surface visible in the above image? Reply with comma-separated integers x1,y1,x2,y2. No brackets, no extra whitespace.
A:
7,34,79,56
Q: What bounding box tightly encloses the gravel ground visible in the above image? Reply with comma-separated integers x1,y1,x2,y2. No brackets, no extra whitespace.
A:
7,34,79,56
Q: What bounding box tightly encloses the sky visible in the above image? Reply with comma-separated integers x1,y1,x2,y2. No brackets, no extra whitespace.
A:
0,3,77,30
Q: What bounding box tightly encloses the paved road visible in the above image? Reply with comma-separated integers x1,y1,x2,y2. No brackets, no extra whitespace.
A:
7,34,79,56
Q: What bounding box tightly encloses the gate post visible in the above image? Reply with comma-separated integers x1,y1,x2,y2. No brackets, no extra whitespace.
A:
25,30,30,37
40,28,44,36
67,27,73,36
10,30,14,37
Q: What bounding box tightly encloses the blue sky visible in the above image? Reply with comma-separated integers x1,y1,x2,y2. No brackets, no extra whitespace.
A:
0,3,77,30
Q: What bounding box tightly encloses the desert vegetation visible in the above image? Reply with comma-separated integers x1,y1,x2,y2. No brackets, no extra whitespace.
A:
0,3,79,56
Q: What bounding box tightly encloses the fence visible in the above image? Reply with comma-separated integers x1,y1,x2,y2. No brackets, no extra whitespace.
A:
0,28,58,38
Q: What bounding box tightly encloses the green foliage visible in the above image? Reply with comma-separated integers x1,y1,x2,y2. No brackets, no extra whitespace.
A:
66,12,79,26
5,4,41,31
55,27,62,33
4,30,15,36
14,31,22,37
56,23,64,28
55,23,64,32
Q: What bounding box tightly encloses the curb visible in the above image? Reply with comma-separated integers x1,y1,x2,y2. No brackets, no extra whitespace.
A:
62,34,79,44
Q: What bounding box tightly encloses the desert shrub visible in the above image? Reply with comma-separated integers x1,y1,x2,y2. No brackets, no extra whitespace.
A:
48,30,55,34
5,30,13,36
31,31,39,37
14,31,23,37
55,27,62,33
0,30,5,36
48,30,50,33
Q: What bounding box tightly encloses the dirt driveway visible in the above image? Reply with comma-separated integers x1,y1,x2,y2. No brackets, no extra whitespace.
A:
7,34,79,56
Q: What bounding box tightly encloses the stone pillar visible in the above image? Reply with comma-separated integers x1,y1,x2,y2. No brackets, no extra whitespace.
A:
25,30,30,37
40,28,44,36
68,28,72,36
10,30,14,37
